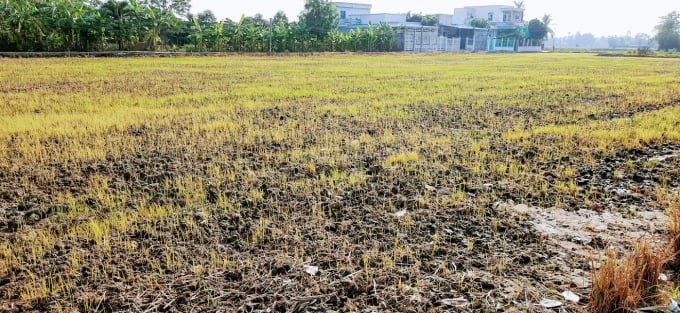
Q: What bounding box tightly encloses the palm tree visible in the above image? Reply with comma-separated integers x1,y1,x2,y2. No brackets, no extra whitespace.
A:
542,14,554,39
513,1,525,9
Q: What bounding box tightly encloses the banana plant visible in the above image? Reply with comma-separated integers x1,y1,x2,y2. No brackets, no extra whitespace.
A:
100,0,136,50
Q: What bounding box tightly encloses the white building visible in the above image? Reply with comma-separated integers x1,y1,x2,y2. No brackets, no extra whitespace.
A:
334,2,372,20
452,5,525,27
401,24,439,52
334,1,441,52
436,14,455,26
332,2,540,53
349,13,406,26
450,5,542,52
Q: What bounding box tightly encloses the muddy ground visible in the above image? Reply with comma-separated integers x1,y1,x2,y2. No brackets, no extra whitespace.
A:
0,55,678,312
0,125,677,313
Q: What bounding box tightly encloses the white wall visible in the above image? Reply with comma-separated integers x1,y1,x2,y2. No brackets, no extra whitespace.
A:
518,46,542,52
403,28,439,52
437,14,454,26
350,13,406,25
452,5,523,26
334,2,372,19
439,37,461,51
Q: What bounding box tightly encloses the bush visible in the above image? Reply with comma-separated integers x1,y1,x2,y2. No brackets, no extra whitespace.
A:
636,47,652,56
184,44,198,52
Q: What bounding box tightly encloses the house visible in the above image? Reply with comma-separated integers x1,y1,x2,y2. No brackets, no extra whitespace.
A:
332,2,542,53
438,24,487,51
334,2,372,20
450,5,542,52
334,2,440,52
452,5,525,27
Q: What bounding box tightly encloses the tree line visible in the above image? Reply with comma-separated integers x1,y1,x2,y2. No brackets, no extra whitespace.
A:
2,0,678,53
0,0,401,53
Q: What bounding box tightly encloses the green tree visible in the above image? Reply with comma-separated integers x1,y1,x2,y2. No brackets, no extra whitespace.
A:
0,0,44,51
470,18,491,29
406,12,421,23
272,18,291,52
542,14,554,39
196,10,216,26
187,14,205,50
100,0,138,50
272,10,288,25
139,0,189,17
137,0,190,49
421,15,438,26
527,18,548,40
374,22,397,51
299,0,338,40
654,11,680,51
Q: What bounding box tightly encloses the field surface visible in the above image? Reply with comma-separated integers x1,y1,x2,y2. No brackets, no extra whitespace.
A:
0,54,679,312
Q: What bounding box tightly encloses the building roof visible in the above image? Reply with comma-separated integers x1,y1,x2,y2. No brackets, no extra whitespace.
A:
333,2,372,9
460,5,522,11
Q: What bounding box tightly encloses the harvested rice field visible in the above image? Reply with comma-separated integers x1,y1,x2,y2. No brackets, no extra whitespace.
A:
0,54,679,312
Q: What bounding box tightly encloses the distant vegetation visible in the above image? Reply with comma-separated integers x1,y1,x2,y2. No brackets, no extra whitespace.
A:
5,0,675,53
469,18,491,29
405,12,438,26
0,0,400,53
655,11,680,51
552,11,680,51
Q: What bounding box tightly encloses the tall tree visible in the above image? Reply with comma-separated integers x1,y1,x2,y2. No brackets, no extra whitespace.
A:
196,10,216,26
272,10,288,25
542,14,554,38
513,1,525,9
136,0,189,50
139,0,189,17
299,0,338,40
100,0,137,50
527,18,548,41
654,11,680,51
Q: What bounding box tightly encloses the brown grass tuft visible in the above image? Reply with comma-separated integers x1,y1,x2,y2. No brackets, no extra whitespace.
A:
588,242,668,313
668,196,680,257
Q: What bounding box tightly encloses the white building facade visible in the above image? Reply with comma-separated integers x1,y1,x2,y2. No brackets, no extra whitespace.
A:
452,5,525,27
332,2,541,53
334,2,372,20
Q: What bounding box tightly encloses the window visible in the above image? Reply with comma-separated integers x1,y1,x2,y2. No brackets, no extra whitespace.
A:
514,14,520,21
340,10,346,19
488,13,494,21
503,13,510,22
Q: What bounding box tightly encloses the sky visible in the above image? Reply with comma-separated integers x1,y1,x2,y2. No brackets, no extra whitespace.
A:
190,0,679,37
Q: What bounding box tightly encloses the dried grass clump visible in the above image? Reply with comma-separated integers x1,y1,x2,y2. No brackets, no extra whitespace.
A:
588,242,668,313
668,196,680,256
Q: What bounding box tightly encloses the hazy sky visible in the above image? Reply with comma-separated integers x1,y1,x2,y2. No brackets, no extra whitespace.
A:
190,0,678,37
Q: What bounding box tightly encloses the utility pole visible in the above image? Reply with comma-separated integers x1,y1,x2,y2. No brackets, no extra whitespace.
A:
552,26,558,52
269,18,273,55
552,37,555,52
